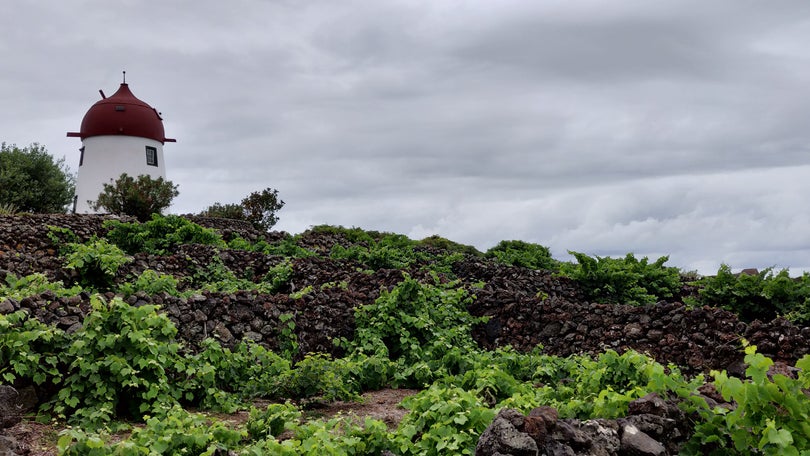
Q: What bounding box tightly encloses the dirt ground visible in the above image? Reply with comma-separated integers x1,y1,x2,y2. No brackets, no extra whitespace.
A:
2,388,418,455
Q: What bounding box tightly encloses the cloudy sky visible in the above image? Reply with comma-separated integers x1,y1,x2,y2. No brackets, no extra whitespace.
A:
4,1,810,274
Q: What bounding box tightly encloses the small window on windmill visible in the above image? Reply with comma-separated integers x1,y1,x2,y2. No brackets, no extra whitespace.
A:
115,105,125,111
79,147,85,167
145,146,158,167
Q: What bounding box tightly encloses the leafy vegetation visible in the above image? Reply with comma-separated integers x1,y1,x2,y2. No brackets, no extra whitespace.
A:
394,385,495,455
226,234,318,259
0,310,66,387
6,215,810,454
692,264,810,323
342,276,486,387
89,173,179,222
5,281,809,455
686,343,810,455
198,202,245,220
182,339,292,412
418,235,482,257
318,225,470,276
560,251,682,305
0,201,19,215
118,269,180,297
58,405,244,456
0,273,82,301
62,238,132,291
485,240,558,271
331,242,415,271
201,187,285,231
0,142,75,213
104,214,225,255
50,296,187,427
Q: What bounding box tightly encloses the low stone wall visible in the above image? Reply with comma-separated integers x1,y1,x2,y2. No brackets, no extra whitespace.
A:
454,258,810,374
0,214,133,281
476,393,695,456
2,214,810,376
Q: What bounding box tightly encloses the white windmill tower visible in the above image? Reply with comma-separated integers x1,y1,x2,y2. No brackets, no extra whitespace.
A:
67,72,175,213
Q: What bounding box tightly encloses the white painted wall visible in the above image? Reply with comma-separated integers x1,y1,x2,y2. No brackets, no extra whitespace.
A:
74,135,166,213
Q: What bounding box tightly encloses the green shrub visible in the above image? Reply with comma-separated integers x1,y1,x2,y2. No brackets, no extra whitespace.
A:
261,259,294,293
0,310,66,386
685,344,810,455
393,385,496,456
46,225,80,255
560,252,681,305
277,313,299,361
199,202,245,220
308,225,379,244
204,188,286,231
696,265,810,323
488,349,703,420
183,339,291,411
89,173,178,222
244,411,389,455
316,226,468,273
188,254,290,294
343,276,486,387
338,353,396,392
327,232,431,271
58,405,244,455
51,296,186,428
63,238,131,291
246,402,302,440
0,273,82,301
418,235,482,256
485,240,558,270
0,202,19,215
227,235,317,259
280,353,358,403
0,142,75,214
104,214,225,255
118,269,179,297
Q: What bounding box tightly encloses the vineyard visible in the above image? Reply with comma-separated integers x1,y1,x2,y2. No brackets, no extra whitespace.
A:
2,213,810,455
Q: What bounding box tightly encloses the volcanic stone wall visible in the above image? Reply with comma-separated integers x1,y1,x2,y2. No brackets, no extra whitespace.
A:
0,214,135,280
2,214,810,376
453,258,810,373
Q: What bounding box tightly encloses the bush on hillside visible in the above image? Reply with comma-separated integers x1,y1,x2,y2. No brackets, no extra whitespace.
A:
90,173,178,222
200,187,284,231
485,240,558,271
696,264,810,323
560,252,681,306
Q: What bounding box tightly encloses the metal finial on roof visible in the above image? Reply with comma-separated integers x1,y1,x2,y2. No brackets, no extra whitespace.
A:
123,70,126,84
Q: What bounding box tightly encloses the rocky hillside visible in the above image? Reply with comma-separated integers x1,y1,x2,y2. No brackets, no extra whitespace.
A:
2,213,810,455
1,214,808,374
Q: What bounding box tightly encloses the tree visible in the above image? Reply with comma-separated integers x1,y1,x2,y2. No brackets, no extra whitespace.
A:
242,188,285,231
0,142,75,213
90,173,179,222
200,187,285,231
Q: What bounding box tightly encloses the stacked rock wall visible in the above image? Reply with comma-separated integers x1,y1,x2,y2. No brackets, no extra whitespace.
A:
454,258,810,374
476,393,695,456
2,214,810,376
0,214,136,280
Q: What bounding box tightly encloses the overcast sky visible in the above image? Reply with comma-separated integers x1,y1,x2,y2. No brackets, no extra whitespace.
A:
4,1,810,274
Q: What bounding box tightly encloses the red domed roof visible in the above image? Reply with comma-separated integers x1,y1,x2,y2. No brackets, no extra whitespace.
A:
67,83,175,144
